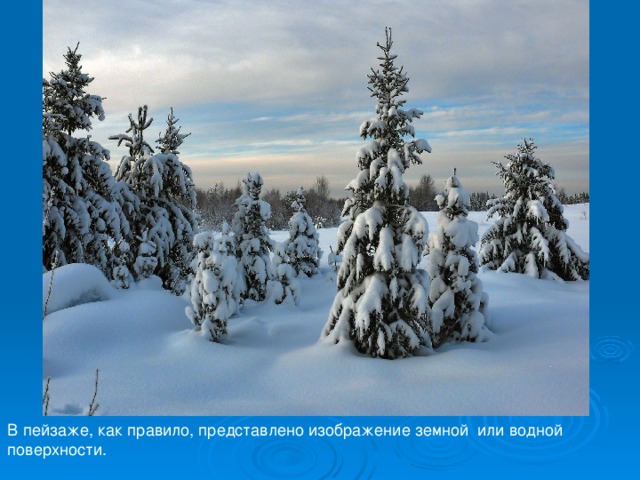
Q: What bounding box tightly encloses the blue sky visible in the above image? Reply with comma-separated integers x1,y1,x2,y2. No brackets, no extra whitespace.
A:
43,0,589,197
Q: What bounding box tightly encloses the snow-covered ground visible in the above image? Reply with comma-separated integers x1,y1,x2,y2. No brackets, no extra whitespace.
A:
42,204,589,416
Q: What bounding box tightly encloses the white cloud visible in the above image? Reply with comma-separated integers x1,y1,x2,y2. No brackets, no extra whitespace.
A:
44,0,588,108
44,0,589,196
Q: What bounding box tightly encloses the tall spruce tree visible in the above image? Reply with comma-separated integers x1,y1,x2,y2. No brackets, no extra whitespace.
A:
321,28,433,359
42,44,129,281
425,170,490,348
479,139,589,280
110,106,199,293
231,172,274,302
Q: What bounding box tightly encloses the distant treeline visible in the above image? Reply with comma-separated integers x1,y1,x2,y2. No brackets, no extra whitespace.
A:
195,174,590,230
466,188,589,211
556,190,590,205
196,175,344,231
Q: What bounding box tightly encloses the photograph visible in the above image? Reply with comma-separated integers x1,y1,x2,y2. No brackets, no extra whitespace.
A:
41,0,590,417
2,0,637,478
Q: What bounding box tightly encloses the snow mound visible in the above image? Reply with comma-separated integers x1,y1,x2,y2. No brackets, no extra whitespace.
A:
42,263,117,316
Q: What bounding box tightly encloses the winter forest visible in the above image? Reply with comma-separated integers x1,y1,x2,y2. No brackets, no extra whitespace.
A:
42,28,590,416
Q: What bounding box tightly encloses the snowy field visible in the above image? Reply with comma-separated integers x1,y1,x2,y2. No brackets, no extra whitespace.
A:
42,204,589,416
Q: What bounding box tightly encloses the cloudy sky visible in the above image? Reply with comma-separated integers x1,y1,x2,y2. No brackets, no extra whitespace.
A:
43,0,589,197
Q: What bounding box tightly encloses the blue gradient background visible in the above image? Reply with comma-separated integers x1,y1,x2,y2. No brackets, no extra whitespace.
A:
1,2,637,478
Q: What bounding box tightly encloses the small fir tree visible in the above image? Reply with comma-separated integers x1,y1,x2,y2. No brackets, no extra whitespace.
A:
479,139,589,281
185,227,240,342
269,243,301,306
327,246,343,274
425,169,490,348
283,187,321,277
42,44,130,281
110,106,199,293
231,172,274,302
111,241,132,289
321,28,433,359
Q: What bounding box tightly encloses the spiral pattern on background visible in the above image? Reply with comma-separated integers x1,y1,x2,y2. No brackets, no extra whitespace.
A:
392,421,475,471
196,417,377,479
464,390,609,463
590,336,633,363
239,438,335,479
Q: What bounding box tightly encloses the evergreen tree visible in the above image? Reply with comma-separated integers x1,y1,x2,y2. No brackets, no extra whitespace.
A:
42,44,130,280
231,172,274,302
270,243,301,306
283,187,321,277
425,169,490,348
110,106,199,293
479,139,589,280
327,245,343,274
185,227,240,342
156,107,191,154
321,28,433,359
154,108,199,290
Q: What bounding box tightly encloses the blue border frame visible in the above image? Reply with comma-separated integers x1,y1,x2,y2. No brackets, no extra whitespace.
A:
2,2,637,478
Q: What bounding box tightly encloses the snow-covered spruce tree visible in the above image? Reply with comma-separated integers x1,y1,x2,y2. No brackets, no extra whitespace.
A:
185,226,240,342
327,246,343,274
479,139,589,280
270,243,301,306
156,107,191,154
425,169,490,348
154,108,199,290
321,28,433,359
231,172,274,302
283,187,321,277
110,106,199,293
43,44,130,280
